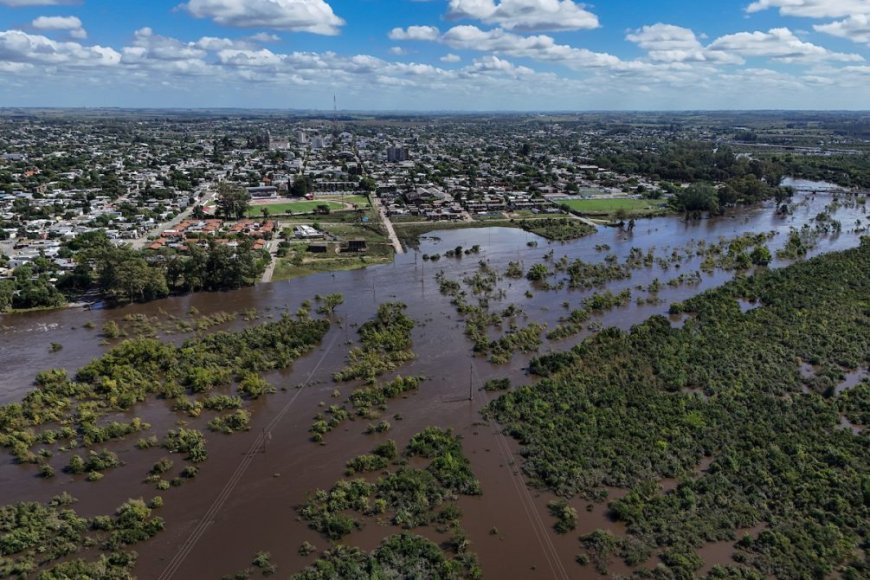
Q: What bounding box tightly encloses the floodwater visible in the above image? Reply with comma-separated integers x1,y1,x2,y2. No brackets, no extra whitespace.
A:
0,187,866,578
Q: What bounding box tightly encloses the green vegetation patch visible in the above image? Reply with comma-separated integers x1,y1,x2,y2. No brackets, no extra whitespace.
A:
0,494,163,578
334,303,416,383
311,376,422,442
291,533,481,580
436,265,544,365
0,314,329,471
488,241,870,577
247,201,346,216
559,197,669,217
299,428,481,539
519,217,596,241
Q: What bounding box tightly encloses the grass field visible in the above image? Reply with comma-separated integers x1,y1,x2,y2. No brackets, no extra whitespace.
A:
559,197,669,216
247,195,370,217
247,201,345,216
323,195,370,207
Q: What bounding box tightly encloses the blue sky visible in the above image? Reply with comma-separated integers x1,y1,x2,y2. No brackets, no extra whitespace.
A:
0,0,868,110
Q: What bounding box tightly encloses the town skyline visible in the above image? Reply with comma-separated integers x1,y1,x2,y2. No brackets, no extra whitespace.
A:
1,0,869,110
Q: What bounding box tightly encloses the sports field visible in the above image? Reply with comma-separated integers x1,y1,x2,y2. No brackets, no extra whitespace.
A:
559,197,669,216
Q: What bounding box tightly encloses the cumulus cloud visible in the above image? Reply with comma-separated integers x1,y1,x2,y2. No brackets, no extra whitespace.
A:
746,0,870,19
0,29,119,66
123,27,206,62
708,27,864,63
464,55,535,76
627,24,740,64
441,53,462,63
389,26,440,41
815,15,870,45
31,15,87,39
447,0,599,32
182,0,344,35
441,25,622,69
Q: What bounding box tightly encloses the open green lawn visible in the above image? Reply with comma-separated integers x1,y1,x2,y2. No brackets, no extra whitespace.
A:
247,201,346,216
559,197,670,216
320,194,371,207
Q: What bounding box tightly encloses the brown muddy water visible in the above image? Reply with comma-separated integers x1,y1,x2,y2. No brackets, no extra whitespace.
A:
0,188,866,578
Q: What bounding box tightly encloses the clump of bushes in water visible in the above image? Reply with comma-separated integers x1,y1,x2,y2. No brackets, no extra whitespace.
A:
519,218,596,241
291,533,481,580
251,551,276,575
435,270,543,365
583,289,631,312
0,313,330,477
300,428,481,540
505,261,524,278
0,494,164,577
163,428,207,463
311,376,422,441
547,499,577,534
65,449,121,478
546,308,591,341
345,440,398,475
487,243,870,578
482,378,511,392
487,324,546,365
333,303,416,383
208,409,252,434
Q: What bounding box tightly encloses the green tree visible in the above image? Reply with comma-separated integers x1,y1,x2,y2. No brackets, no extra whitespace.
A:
216,182,251,220
750,245,772,266
290,176,311,198
317,293,344,315
673,183,720,214
526,263,549,282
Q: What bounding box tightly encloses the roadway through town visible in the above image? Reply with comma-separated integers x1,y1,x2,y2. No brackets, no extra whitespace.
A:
371,195,405,255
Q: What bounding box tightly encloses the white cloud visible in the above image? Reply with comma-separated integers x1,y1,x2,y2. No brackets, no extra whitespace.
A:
464,55,535,76
194,36,252,51
31,15,87,39
123,27,206,62
31,16,81,29
746,0,870,19
441,25,623,69
815,15,870,45
182,0,344,35
447,0,599,32
0,29,119,66
627,24,740,64
441,53,462,63
249,32,280,43
389,26,440,41
217,47,284,67
708,27,864,63
389,46,407,55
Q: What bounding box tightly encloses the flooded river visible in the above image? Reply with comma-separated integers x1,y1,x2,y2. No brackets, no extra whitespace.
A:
0,186,866,578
